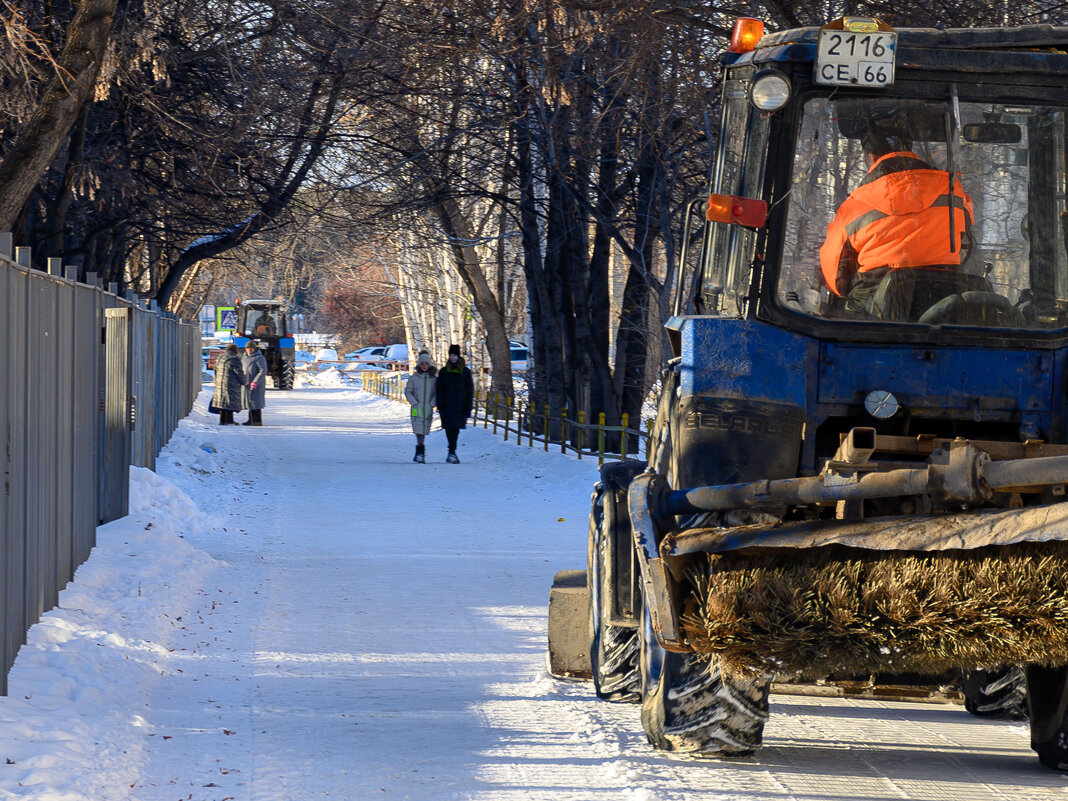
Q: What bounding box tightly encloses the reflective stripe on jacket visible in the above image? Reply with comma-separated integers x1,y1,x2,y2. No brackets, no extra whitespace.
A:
404,368,437,436
820,151,974,297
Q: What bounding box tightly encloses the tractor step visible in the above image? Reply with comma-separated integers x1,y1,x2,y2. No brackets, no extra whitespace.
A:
772,680,964,705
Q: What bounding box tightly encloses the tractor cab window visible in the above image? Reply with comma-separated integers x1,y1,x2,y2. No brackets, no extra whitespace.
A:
243,310,276,337
697,76,770,316
777,96,1068,330
254,313,275,336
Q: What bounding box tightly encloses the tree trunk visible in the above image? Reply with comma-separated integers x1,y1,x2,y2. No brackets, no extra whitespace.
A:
46,104,92,264
614,142,662,426
0,0,120,232
430,195,514,400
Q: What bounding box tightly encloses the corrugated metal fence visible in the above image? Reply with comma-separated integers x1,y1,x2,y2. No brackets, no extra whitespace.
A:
0,235,199,694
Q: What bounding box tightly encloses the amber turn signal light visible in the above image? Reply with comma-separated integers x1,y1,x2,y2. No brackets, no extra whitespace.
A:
706,193,767,227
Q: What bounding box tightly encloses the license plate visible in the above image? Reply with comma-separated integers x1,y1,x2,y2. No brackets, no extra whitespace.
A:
815,30,896,87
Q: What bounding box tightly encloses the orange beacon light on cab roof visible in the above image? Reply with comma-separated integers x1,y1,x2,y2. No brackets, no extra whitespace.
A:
729,18,765,53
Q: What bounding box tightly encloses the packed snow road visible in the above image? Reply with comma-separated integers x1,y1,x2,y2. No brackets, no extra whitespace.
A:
0,384,1066,800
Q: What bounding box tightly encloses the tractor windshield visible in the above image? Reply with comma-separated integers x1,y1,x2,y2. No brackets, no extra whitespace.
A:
241,307,280,337
776,96,1068,330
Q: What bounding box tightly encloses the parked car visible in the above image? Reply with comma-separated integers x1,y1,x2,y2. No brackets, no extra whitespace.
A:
314,347,340,362
510,341,529,371
345,346,389,361
383,343,409,369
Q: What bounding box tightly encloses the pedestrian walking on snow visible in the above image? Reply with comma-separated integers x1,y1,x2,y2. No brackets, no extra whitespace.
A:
241,341,268,426
436,344,473,463
404,351,436,463
212,344,246,425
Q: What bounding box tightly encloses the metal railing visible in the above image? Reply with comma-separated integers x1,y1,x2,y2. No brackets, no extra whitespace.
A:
0,235,199,694
362,372,651,465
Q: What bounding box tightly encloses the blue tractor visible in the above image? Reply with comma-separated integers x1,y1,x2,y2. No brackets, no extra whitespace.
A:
549,16,1068,769
233,299,296,389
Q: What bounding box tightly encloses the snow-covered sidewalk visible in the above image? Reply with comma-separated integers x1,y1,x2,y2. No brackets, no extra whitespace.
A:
0,386,1064,800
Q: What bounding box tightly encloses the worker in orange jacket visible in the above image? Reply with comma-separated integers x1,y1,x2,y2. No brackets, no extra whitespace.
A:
820,126,974,311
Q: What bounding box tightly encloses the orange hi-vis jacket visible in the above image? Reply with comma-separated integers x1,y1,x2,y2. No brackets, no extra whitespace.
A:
820,151,974,297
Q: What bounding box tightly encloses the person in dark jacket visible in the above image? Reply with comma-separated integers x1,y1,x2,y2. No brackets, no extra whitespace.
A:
212,344,246,425
435,344,473,463
241,341,269,426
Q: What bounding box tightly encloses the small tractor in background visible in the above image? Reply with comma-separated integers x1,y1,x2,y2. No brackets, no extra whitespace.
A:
548,16,1068,770
232,299,296,390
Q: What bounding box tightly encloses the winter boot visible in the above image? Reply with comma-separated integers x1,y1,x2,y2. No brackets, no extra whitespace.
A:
446,450,460,464
414,444,425,463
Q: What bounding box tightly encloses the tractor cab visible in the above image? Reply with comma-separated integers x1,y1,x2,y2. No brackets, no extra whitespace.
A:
695,18,1068,336
676,17,1068,477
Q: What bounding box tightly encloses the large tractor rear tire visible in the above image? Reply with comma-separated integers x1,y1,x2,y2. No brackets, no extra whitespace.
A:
638,596,770,756
588,482,640,703
279,359,295,390
1026,664,1068,770
961,665,1027,720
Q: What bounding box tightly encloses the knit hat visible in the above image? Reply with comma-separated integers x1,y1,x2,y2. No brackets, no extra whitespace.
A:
417,351,432,366
448,344,461,357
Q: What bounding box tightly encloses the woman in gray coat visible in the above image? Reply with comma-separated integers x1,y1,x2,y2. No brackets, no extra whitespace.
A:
212,344,246,425
403,351,436,462
241,341,269,426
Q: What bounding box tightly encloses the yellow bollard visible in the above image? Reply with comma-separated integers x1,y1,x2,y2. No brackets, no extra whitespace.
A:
621,413,629,459
598,412,606,467
577,410,584,460
561,408,568,454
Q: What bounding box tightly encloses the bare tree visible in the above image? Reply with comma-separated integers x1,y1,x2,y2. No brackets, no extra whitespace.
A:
0,0,119,231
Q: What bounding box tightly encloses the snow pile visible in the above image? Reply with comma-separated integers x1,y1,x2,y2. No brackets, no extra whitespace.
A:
154,416,225,478
0,465,220,799
295,366,358,388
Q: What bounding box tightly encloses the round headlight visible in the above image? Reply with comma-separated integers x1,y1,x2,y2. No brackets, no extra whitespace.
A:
750,72,791,112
